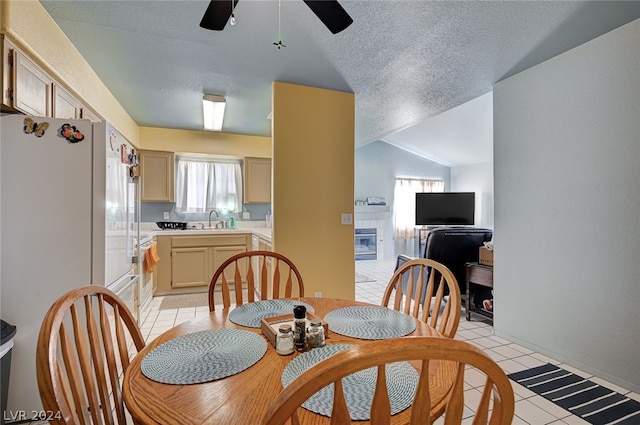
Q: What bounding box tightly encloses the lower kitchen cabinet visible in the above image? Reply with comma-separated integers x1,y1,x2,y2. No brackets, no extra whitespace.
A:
171,247,210,288
155,233,249,295
212,245,248,284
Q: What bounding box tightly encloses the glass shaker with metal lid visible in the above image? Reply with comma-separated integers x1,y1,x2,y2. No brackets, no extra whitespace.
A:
307,319,325,348
275,324,295,355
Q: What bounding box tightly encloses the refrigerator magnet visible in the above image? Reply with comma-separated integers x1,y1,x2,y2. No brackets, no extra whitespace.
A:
60,124,85,143
121,144,130,164
24,117,50,137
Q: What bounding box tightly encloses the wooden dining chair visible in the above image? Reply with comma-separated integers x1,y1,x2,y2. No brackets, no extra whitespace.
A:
381,258,461,338
263,336,515,425
36,285,145,425
208,250,304,311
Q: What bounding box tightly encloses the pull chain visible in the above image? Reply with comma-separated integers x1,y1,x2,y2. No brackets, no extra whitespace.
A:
273,0,286,49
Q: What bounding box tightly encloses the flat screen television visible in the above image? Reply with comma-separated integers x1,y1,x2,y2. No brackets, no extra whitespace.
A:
415,192,475,226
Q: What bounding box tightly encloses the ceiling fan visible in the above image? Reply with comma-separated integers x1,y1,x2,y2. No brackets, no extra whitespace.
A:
200,0,353,34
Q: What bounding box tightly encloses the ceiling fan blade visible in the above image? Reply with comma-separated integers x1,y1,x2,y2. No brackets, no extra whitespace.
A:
303,0,353,34
200,0,239,31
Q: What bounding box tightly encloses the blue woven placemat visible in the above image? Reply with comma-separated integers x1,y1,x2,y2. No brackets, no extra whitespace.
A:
228,299,315,328
141,328,267,384
282,344,418,420
324,306,416,339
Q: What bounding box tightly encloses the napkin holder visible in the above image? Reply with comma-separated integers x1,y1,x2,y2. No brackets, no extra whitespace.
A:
260,313,328,347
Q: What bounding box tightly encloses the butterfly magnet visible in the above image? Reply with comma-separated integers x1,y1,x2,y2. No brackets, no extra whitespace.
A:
60,124,85,143
23,117,50,137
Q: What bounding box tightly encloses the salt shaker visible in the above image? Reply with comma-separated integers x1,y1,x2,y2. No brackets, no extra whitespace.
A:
307,319,325,349
275,324,294,355
293,305,307,351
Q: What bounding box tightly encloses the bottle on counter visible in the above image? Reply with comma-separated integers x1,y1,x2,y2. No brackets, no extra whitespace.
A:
275,324,295,355
265,212,272,228
293,305,307,351
307,319,325,349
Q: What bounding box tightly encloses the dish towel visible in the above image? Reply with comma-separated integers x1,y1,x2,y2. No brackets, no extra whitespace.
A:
144,241,160,273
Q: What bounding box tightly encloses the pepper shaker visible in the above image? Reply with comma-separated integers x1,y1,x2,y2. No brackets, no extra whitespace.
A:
293,305,307,351
307,319,325,349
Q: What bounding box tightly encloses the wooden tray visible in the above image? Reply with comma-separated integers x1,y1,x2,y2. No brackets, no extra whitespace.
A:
260,313,329,347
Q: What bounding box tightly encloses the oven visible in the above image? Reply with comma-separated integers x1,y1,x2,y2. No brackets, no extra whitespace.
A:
355,228,377,260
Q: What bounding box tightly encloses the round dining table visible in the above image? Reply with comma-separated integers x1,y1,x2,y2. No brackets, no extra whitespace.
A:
123,297,456,424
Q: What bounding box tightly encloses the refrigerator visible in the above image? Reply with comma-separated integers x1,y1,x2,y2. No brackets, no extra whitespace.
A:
0,114,140,413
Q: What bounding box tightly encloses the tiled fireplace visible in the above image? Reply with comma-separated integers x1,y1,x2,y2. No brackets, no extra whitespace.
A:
354,205,390,261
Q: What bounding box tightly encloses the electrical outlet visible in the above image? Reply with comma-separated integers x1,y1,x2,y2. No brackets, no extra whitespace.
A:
314,291,322,298
163,212,170,219
341,213,352,225
242,212,250,219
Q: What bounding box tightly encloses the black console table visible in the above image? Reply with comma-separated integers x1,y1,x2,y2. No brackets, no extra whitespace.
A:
465,262,493,323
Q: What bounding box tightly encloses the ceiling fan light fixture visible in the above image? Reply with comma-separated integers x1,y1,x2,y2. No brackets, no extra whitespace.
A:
203,94,226,131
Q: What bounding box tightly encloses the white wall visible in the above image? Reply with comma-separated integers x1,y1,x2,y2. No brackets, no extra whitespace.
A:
355,141,450,258
451,162,494,230
494,19,640,392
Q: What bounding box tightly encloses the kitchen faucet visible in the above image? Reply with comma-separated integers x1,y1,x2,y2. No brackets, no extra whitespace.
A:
208,209,219,228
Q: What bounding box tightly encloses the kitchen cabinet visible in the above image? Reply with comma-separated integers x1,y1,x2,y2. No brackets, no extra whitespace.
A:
2,36,101,123
2,37,53,116
139,150,175,202
155,233,249,295
53,84,82,119
243,157,271,204
81,106,101,122
171,247,210,288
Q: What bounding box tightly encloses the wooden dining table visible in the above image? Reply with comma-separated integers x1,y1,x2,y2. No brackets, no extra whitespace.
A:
123,297,456,424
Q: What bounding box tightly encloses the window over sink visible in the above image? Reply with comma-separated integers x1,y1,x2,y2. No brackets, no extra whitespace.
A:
175,155,242,214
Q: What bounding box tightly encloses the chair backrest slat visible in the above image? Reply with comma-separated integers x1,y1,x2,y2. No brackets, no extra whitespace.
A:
83,296,114,425
247,260,256,303
330,378,350,424
409,359,431,424
443,363,466,425
98,299,126,424
260,256,269,300
370,365,391,425
69,304,103,424
272,258,281,299
209,250,304,311
382,258,461,338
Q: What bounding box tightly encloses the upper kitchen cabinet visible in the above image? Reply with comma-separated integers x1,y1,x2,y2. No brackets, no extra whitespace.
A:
2,36,52,116
81,106,101,123
244,157,271,204
53,84,82,119
2,35,100,122
139,150,175,202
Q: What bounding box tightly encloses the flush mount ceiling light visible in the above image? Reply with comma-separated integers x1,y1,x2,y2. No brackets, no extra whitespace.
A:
202,94,226,131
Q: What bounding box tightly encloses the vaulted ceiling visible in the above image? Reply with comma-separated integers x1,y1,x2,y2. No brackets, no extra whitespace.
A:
40,1,640,166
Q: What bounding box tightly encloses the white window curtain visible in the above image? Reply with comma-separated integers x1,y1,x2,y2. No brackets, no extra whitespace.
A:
393,178,444,239
175,157,243,213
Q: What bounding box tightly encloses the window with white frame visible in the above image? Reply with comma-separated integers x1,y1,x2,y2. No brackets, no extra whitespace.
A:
174,156,243,213
393,178,444,239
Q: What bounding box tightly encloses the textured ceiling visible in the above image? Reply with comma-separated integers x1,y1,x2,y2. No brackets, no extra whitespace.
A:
40,1,640,166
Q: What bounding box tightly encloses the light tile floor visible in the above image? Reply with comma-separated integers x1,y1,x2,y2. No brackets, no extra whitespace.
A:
140,258,640,425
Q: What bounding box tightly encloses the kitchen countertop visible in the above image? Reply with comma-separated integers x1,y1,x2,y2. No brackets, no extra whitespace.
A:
146,226,272,242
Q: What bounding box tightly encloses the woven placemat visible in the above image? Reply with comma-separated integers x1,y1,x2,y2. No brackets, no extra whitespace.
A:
324,306,416,339
228,299,315,328
141,329,267,384
282,344,418,420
